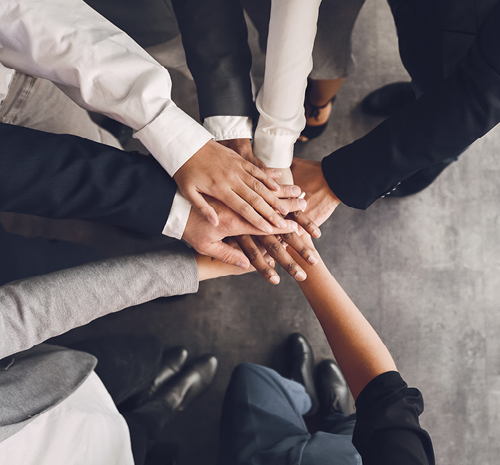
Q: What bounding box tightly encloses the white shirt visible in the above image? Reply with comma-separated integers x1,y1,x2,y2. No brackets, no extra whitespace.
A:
0,0,216,239
0,371,134,465
253,0,322,169
198,0,322,170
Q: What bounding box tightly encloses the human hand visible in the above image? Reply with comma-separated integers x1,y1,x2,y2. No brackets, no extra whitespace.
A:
175,140,301,232
291,157,341,227
218,138,265,168
195,238,275,281
182,195,298,269
235,210,321,284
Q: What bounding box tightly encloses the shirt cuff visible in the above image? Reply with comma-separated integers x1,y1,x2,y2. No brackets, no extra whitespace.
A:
162,190,192,240
203,116,253,141
253,127,295,168
134,105,213,176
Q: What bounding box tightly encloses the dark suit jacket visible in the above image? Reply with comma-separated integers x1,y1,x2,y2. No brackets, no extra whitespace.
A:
171,0,255,121
0,123,177,235
322,0,500,209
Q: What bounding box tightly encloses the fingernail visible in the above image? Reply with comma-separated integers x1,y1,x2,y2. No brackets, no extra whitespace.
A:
263,224,274,234
272,181,280,191
279,220,287,229
313,228,321,238
295,271,307,281
290,222,298,231
269,275,280,285
237,261,249,269
279,205,289,216
307,255,319,265
298,199,307,210
273,169,282,178
208,216,218,227
291,185,301,196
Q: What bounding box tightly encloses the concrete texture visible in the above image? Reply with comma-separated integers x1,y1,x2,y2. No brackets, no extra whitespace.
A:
1,0,499,463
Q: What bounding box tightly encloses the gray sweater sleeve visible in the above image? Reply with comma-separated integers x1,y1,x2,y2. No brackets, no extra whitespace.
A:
0,243,199,359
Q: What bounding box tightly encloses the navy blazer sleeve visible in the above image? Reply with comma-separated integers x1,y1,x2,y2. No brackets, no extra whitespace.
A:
0,123,176,235
322,1,500,209
171,0,255,121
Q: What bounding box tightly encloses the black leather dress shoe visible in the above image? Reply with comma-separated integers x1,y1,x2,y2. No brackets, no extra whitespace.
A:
147,347,188,398
158,354,218,412
315,360,351,416
134,347,188,406
390,160,453,197
286,333,319,415
132,355,218,437
361,82,416,117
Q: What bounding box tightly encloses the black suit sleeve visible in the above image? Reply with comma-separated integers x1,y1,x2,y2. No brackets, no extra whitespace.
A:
322,1,500,209
171,0,255,121
0,123,176,235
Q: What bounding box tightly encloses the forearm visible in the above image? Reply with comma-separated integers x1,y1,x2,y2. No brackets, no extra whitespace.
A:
0,0,212,176
171,0,254,120
293,252,397,399
253,0,321,168
0,244,198,359
322,34,500,209
0,123,175,236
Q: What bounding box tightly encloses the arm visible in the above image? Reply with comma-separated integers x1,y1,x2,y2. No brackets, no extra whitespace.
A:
171,0,254,126
171,0,257,166
0,0,290,233
289,243,396,399
322,1,500,209
0,243,198,359
0,123,176,236
0,242,254,360
253,0,322,171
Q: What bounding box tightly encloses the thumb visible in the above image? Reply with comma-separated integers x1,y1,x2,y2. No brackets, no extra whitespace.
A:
207,241,250,269
185,190,219,227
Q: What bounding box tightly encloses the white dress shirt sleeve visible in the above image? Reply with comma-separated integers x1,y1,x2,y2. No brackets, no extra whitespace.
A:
253,0,322,168
0,0,213,177
203,116,253,141
162,189,192,240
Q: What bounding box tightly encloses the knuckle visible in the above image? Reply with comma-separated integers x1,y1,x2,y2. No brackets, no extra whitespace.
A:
251,179,262,192
268,242,282,256
285,262,297,273
240,203,253,216
281,232,294,240
247,248,261,262
249,193,262,206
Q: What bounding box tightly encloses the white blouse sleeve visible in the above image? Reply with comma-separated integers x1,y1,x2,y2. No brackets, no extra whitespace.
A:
253,0,322,168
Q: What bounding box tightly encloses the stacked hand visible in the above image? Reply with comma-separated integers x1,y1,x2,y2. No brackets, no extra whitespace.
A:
217,139,325,285
179,138,341,285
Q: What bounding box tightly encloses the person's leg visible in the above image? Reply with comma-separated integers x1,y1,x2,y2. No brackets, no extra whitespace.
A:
64,334,164,465
299,0,366,141
218,363,361,465
0,224,100,285
0,72,121,148
64,334,163,405
218,363,312,465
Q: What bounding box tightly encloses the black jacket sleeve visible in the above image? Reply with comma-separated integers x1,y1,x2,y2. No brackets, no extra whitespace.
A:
322,1,500,209
0,123,176,235
353,371,435,465
171,0,255,121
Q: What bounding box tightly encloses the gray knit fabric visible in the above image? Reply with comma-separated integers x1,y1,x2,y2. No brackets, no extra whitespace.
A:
0,243,198,360
0,243,198,442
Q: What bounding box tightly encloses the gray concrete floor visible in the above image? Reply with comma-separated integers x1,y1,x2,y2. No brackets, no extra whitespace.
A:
1,0,500,463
